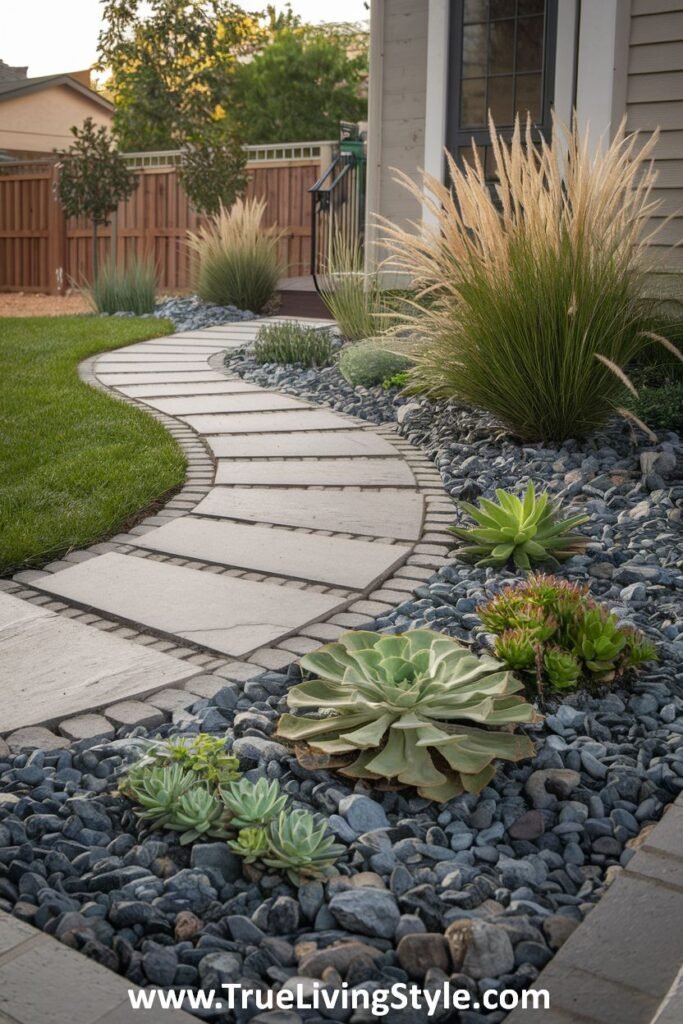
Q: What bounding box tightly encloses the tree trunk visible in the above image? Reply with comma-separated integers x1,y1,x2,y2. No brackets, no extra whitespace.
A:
92,220,99,280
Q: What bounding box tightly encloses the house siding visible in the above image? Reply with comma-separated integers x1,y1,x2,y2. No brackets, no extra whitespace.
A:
626,0,683,279
0,85,113,155
366,0,429,269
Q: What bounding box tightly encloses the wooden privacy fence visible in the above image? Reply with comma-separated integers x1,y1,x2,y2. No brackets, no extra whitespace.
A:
0,141,335,293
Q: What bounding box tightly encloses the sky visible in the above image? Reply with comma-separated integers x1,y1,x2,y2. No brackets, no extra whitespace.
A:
0,0,370,78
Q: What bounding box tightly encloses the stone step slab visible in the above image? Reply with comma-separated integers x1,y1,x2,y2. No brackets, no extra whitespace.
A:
206,429,399,459
133,516,411,588
182,409,355,434
194,486,424,540
96,352,215,363
33,553,341,657
94,362,211,373
138,393,310,416
214,457,415,487
115,380,264,398
96,371,229,385
0,592,200,733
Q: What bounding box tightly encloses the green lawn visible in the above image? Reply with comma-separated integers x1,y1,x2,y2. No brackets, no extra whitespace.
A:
0,316,187,575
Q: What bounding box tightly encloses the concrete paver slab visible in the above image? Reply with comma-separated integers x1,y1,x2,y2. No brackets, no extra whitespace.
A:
183,409,355,433
194,486,424,539
96,352,215,363
138,393,310,415
0,592,199,733
134,516,410,588
214,456,415,487
116,381,263,398
34,553,341,657
94,362,211,373
206,429,400,458
96,371,228,385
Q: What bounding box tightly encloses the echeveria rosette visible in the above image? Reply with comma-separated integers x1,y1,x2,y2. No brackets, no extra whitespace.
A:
277,629,539,803
450,482,588,570
220,777,287,829
262,810,345,886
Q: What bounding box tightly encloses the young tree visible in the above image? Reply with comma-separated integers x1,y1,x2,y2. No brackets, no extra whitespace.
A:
179,125,248,216
55,117,137,278
233,23,369,144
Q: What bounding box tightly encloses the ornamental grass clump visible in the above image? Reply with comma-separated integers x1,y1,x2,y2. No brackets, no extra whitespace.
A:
450,482,588,570
319,232,386,341
478,575,657,695
119,735,345,883
187,197,283,313
380,115,682,440
254,322,333,367
85,255,157,315
277,629,539,802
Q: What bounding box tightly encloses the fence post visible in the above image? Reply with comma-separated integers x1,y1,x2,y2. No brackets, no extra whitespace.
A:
47,163,67,295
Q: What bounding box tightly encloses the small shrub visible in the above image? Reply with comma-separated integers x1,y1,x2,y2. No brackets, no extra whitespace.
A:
187,197,283,313
339,340,414,388
85,255,156,314
450,482,589,570
318,232,386,341
277,629,538,802
254,322,333,367
380,116,682,440
631,381,683,435
119,735,344,883
478,574,657,695
382,370,410,390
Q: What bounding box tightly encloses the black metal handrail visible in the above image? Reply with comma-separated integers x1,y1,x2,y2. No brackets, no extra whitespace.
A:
309,149,366,292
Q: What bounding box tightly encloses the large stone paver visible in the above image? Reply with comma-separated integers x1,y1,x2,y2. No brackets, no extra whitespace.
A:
214,457,415,487
116,380,263,398
0,592,200,733
138,392,310,415
96,371,228,385
206,429,400,458
133,516,411,588
34,553,341,656
95,361,211,373
182,408,355,433
96,352,214,363
194,486,424,539
0,911,194,1023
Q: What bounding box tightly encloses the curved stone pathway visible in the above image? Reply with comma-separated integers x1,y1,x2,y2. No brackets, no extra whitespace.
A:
1,318,451,742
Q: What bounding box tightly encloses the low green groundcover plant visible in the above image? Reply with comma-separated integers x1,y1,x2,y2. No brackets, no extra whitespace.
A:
382,370,410,390
450,482,589,570
0,316,184,574
85,255,157,315
254,322,333,367
339,340,414,388
277,629,538,802
119,735,344,885
478,575,657,695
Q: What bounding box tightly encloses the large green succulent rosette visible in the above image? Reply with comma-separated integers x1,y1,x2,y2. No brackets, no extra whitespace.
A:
277,629,539,803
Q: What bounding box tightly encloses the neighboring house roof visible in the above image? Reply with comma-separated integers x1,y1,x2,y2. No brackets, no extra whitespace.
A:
0,74,113,112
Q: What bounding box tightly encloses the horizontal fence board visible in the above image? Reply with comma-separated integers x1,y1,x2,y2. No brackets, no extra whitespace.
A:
0,155,322,293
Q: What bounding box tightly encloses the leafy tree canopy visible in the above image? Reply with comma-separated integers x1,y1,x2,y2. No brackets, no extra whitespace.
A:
98,0,260,151
233,21,368,144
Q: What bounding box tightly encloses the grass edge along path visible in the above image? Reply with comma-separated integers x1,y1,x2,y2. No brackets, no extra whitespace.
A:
0,316,187,575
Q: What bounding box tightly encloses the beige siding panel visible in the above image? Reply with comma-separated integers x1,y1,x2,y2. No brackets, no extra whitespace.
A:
650,188,683,209
628,70,683,102
646,218,683,245
649,246,683,271
632,0,683,14
652,161,683,187
628,40,683,73
634,130,683,159
627,100,683,130
630,11,683,45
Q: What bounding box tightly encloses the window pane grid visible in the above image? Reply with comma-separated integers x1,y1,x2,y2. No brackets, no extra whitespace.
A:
459,0,546,131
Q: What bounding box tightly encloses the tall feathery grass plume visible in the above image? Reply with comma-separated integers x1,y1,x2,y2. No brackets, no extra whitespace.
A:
378,114,682,441
187,197,284,314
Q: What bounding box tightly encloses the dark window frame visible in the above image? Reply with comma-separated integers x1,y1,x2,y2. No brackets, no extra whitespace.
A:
446,0,559,165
